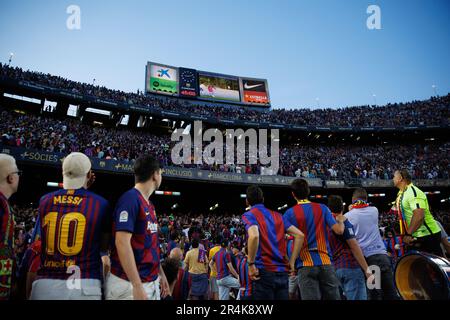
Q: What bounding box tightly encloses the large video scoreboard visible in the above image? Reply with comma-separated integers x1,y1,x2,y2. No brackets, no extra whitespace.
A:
145,61,270,107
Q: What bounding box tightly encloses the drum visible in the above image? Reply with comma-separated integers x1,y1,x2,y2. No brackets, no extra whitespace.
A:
394,251,450,300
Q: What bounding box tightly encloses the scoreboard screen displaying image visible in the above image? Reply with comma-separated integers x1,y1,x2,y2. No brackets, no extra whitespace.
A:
179,67,198,98
240,78,270,106
198,72,240,102
146,62,179,95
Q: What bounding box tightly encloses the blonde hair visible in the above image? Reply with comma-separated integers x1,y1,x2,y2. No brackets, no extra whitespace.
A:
0,154,17,180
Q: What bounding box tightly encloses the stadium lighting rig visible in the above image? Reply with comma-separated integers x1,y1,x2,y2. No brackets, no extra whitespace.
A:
424,191,441,195
155,191,181,196
209,203,219,211
47,182,63,188
8,52,14,66
368,193,386,197
310,195,327,199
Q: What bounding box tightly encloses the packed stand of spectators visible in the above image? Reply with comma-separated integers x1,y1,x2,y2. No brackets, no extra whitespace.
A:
1,63,449,127
7,200,450,301
1,108,449,180
157,212,247,258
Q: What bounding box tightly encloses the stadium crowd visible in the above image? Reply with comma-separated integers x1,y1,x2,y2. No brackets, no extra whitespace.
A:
1,108,449,180
7,197,450,301
1,63,449,127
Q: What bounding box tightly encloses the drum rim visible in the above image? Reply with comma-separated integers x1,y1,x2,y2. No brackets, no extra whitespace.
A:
394,250,450,300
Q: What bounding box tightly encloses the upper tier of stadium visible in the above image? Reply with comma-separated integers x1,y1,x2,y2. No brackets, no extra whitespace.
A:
1,63,449,128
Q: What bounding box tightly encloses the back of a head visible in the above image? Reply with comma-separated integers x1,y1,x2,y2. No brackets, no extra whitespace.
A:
62,152,91,189
134,155,161,183
170,231,179,241
291,178,310,200
352,187,368,202
191,238,199,249
162,258,180,286
169,247,183,261
221,239,229,248
328,195,344,214
215,236,223,245
397,169,412,184
246,185,264,206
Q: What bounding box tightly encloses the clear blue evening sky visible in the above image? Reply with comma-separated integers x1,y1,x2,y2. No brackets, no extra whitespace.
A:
0,0,449,110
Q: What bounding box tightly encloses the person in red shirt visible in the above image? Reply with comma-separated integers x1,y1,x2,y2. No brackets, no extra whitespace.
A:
0,154,21,300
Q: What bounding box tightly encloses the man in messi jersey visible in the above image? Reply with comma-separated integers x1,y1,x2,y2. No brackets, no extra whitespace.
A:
209,239,240,300
283,179,344,300
242,185,304,300
237,246,253,300
327,195,370,300
393,169,442,256
0,154,21,300
30,152,111,300
105,155,169,300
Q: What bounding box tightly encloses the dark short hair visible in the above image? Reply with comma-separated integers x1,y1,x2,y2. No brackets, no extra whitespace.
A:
221,238,229,248
396,169,412,183
134,155,161,183
161,258,179,286
291,179,310,200
232,241,240,250
192,238,199,249
352,188,368,201
215,236,223,245
246,185,264,206
328,195,344,213
169,231,179,241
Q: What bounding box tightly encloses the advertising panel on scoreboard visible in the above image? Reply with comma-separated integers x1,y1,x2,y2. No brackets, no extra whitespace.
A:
198,72,240,102
179,67,198,98
240,77,270,106
146,62,179,95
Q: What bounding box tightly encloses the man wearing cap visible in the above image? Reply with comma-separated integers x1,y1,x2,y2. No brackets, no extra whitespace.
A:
106,155,170,300
30,152,111,300
0,154,21,300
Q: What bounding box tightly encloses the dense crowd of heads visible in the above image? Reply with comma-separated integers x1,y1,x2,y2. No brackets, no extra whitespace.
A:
1,63,449,127
1,108,449,180
12,205,450,252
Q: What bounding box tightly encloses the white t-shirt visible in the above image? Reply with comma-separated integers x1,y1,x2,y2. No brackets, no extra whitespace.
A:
345,206,387,258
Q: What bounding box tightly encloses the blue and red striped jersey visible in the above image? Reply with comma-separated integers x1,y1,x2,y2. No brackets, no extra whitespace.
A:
37,188,111,280
0,191,14,300
212,247,232,280
110,188,160,283
238,256,252,297
327,214,360,269
283,201,336,268
242,204,291,272
286,238,294,259
0,192,14,251
384,236,405,261
167,239,178,256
